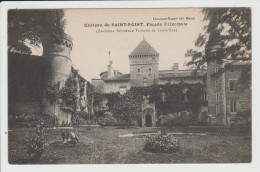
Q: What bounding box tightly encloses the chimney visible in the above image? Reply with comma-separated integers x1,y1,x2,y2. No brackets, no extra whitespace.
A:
107,51,114,78
171,63,179,71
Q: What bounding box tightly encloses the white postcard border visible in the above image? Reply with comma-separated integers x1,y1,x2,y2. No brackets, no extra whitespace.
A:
1,1,260,172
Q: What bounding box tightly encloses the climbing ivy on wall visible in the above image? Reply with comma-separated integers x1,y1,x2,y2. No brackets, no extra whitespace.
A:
45,67,94,115
94,83,206,120
59,74,78,113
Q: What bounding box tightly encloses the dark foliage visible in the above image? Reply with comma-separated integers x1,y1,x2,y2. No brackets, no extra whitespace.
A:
93,83,205,126
130,83,205,117
8,9,65,55
185,8,251,91
185,8,251,68
8,53,45,104
27,121,48,161
157,114,193,127
108,92,142,127
59,74,78,113
8,113,56,128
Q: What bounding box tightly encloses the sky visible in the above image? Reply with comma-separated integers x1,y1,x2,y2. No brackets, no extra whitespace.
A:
62,8,205,81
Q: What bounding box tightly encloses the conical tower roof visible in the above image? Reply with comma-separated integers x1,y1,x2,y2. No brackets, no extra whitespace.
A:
129,39,159,56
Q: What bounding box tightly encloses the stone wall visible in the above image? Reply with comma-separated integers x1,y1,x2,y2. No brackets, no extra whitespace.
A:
103,80,130,93
224,65,251,123
129,55,159,87
206,61,226,125
207,61,251,125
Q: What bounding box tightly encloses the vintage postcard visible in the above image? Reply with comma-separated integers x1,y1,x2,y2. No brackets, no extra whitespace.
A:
1,1,259,171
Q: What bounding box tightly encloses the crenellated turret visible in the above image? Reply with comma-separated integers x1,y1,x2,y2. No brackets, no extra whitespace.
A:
45,33,73,87
42,33,74,126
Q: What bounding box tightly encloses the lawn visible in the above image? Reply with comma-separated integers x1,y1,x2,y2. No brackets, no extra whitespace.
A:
8,127,251,164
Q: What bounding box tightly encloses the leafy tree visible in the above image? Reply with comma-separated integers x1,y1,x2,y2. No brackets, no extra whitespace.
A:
185,8,251,92
108,92,142,127
185,8,251,69
59,74,78,113
8,9,65,55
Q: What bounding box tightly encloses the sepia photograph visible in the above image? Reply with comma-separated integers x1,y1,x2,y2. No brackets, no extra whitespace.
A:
5,7,252,165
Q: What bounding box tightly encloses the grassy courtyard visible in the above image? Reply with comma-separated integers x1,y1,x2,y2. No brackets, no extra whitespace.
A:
8,127,251,164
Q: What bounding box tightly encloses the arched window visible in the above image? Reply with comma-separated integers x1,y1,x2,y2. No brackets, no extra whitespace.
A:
161,92,166,102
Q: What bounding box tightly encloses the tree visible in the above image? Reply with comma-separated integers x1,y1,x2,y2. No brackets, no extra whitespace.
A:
8,9,65,55
109,92,142,127
185,8,251,69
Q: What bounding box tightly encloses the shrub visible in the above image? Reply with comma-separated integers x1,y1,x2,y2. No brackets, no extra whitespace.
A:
9,113,40,128
157,113,193,127
8,113,56,128
27,121,48,161
144,133,180,153
98,114,121,126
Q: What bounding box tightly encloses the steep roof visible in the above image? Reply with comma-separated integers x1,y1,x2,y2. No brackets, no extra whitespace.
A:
129,39,159,56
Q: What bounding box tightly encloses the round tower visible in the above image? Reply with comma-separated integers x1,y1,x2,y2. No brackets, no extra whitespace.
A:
42,33,74,126
45,33,73,87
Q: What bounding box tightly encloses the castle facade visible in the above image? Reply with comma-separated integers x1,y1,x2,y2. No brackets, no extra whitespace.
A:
91,39,206,95
91,39,251,126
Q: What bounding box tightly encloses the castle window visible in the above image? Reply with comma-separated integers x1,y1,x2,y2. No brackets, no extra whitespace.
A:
201,93,207,101
149,68,152,74
119,86,127,95
229,80,236,91
216,93,219,102
230,100,237,113
137,69,141,75
143,78,147,86
215,67,218,73
216,106,220,115
215,80,219,89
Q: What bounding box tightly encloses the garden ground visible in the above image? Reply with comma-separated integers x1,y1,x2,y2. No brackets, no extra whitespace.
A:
8,126,251,164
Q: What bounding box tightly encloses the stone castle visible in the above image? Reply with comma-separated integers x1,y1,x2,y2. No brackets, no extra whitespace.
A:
92,39,251,126
206,46,251,125
9,33,89,126
92,39,206,94
8,36,251,127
